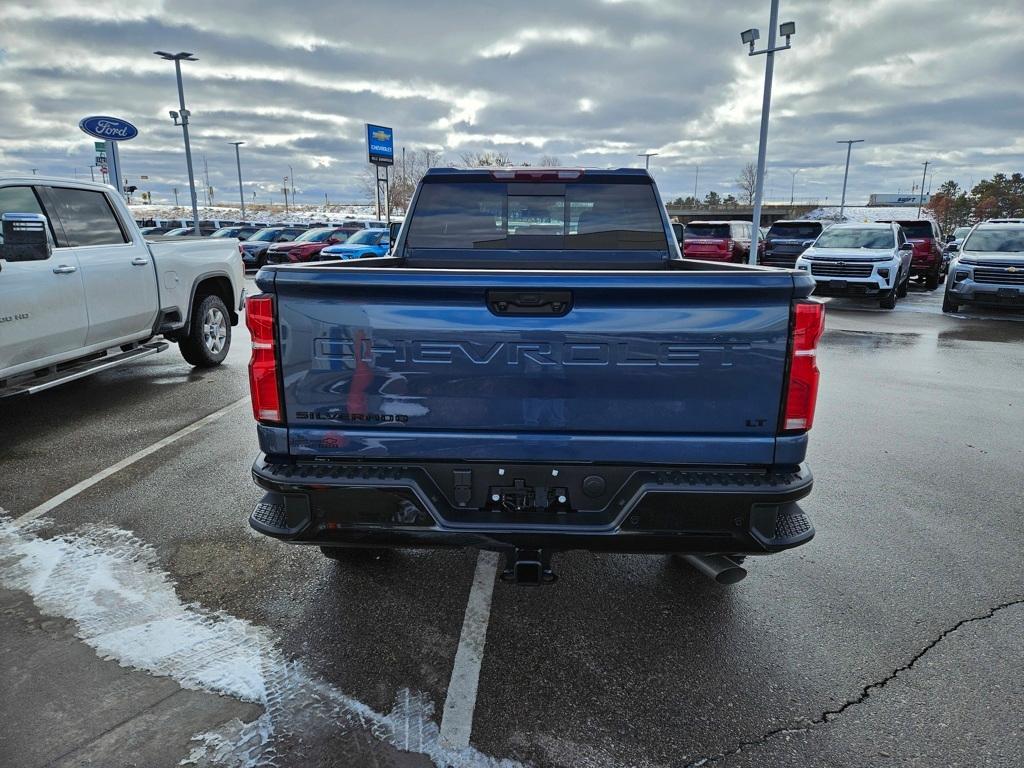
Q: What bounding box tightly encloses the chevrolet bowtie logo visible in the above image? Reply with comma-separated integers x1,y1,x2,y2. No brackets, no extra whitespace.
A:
372,130,390,141
1008,266,1019,273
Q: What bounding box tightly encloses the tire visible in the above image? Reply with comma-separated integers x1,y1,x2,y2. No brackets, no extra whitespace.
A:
941,294,959,314
924,268,940,291
320,546,391,561
896,271,909,298
179,293,231,367
879,287,897,309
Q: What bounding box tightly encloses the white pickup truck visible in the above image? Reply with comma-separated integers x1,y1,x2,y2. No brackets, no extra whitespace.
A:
0,177,245,398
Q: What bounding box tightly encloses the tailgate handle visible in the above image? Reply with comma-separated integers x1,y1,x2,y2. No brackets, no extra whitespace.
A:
487,290,573,316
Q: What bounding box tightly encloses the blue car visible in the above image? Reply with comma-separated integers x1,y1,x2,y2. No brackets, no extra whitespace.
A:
319,228,391,260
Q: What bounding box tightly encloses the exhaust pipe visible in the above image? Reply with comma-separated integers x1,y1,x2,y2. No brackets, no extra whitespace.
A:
680,554,747,585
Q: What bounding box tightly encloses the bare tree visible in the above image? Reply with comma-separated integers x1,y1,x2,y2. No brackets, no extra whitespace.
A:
538,155,561,167
737,162,757,204
458,150,513,167
360,148,445,213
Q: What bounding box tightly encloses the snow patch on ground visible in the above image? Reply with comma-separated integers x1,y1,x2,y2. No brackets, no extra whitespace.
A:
128,203,395,226
0,512,518,768
805,206,938,224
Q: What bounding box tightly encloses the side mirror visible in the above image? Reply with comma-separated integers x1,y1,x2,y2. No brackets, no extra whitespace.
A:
899,242,913,250
802,240,815,248
0,212,52,262
275,236,288,242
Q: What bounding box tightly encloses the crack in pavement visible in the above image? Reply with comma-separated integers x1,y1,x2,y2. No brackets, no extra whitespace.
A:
685,597,1024,767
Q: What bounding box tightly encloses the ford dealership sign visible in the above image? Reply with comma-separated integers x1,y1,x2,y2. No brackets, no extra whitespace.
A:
78,116,138,141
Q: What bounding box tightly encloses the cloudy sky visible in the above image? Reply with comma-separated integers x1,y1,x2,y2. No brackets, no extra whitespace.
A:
1,0,1021,208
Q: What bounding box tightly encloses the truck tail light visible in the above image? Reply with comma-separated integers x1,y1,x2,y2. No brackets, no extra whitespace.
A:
246,295,282,423
782,300,825,431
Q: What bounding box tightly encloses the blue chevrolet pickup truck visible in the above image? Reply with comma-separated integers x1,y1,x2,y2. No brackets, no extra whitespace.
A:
245,168,824,584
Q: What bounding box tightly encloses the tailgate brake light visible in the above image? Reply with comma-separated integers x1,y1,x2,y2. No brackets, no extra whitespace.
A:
490,169,583,180
783,300,825,431
246,295,283,423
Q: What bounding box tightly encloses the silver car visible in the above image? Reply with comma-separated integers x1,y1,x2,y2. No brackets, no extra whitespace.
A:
794,222,913,310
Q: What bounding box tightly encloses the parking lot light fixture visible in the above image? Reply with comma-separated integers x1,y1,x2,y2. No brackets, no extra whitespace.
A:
742,0,796,264
637,152,658,170
155,51,200,231
230,141,246,220
837,139,865,219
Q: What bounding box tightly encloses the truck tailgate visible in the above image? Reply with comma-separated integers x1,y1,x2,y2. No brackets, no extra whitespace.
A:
270,267,799,465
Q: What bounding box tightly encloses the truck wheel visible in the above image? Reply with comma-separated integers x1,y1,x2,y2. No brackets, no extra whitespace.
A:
179,294,231,367
320,546,390,561
941,294,959,314
924,269,940,291
879,287,897,310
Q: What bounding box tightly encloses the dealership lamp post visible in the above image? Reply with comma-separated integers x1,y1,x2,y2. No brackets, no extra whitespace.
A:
637,152,658,171
837,139,864,219
917,160,930,217
229,141,246,220
789,169,798,208
155,51,200,230
740,1,796,263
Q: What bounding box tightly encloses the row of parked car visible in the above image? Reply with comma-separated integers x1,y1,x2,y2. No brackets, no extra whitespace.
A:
673,216,1024,313
133,217,400,269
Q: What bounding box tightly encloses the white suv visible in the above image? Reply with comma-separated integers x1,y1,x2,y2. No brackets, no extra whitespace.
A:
795,222,913,309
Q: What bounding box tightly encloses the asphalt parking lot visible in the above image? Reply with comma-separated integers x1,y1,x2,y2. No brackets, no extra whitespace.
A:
1,278,1022,768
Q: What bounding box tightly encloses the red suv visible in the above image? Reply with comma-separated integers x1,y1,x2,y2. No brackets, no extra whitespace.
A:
682,220,753,263
264,227,358,264
879,219,942,289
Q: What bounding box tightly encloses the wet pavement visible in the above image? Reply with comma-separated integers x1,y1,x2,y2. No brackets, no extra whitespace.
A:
1,279,1021,767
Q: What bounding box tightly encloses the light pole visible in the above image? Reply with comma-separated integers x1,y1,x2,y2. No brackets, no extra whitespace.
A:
837,139,864,219
229,141,246,220
155,51,200,229
917,160,930,217
283,177,290,215
288,164,295,203
789,169,799,207
694,165,700,202
637,152,658,170
741,2,796,263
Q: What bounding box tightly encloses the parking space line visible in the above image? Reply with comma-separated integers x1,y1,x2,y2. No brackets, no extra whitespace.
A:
439,549,501,750
16,397,248,525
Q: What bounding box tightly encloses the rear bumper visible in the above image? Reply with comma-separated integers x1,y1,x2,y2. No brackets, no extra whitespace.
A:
249,455,815,555
910,257,939,275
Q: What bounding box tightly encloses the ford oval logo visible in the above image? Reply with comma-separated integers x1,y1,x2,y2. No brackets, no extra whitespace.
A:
79,115,138,141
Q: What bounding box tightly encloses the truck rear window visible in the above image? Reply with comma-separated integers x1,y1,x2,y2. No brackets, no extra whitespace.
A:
684,223,730,239
406,182,667,251
768,222,822,238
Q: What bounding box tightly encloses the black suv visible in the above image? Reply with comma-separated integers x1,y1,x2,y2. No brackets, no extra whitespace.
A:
759,220,824,268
